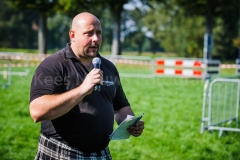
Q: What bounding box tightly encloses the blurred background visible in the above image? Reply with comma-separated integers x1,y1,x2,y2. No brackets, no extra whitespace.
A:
0,0,239,62
1,0,240,159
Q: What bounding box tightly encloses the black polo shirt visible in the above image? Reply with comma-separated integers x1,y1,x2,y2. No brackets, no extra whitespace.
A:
30,43,130,152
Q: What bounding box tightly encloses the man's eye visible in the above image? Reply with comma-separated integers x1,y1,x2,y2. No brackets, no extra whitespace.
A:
86,32,93,36
85,31,101,37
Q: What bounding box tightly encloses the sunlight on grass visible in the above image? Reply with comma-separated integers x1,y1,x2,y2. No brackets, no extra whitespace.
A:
1,66,240,159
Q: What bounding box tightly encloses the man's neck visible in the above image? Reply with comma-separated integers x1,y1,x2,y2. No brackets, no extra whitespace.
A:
79,58,93,71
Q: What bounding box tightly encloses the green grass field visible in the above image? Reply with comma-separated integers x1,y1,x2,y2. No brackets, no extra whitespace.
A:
1,66,240,160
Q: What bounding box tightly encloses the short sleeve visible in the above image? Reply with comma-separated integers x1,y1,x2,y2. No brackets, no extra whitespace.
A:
30,62,63,103
112,69,130,111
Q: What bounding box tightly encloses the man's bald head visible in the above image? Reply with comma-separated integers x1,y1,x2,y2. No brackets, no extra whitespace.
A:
69,12,102,60
71,12,101,30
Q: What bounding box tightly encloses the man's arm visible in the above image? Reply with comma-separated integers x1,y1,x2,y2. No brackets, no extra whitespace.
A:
114,106,144,137
30,69,102,122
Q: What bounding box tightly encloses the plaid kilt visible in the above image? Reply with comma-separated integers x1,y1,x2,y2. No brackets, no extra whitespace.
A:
34,134,112,160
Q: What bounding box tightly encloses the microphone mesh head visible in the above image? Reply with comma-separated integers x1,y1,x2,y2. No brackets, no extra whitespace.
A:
92,57,101,65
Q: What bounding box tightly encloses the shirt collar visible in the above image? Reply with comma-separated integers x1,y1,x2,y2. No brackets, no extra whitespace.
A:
65,43,101,60
65,43,78,59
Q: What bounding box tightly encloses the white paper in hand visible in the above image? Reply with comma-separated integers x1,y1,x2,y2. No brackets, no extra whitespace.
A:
109,113,144,140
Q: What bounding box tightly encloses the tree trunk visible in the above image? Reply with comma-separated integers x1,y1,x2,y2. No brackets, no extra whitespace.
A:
38,12,47,54
138,45,142,55
110,11,121,56
150,38,157,54
111,21,120,56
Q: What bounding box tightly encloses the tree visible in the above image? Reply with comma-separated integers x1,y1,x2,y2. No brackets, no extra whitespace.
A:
139,0,239,60
122,8,147,54
57,0,129,55
142,0,181,54
57,0,149,55
213,1,239,61
0,0,38,49
8,0,57,54
176,0,240,60
47,14,71,49
107,0,128,55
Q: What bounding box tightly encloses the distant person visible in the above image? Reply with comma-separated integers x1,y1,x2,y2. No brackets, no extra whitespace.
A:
29,12,144,160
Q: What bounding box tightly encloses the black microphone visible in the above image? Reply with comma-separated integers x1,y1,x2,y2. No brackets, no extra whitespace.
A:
92,57,101,91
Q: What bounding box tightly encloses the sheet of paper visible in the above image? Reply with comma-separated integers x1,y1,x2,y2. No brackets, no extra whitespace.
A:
109,113,144,140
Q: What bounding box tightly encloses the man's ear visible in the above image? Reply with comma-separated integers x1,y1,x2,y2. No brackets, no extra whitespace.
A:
69,30,75,42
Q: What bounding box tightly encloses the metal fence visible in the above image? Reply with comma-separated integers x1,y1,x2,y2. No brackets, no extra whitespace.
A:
201,77,240,137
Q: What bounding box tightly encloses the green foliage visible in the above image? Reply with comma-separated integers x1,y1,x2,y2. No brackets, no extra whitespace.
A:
8,0,57,15
176,0,240,60
0,65,240,159
55,0,102,18
4,0,60,54
142,0,206,57
122,8,147,54
0,0,38,49
47,14,70,49
0,0,239,59
0,48,37,53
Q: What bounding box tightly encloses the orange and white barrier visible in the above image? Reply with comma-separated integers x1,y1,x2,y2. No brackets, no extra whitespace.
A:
154,58,221,79
104,55,153,78
107,57,151,65
0,53,49,70
155,59,203,68
220,64,238,69
0,53,49,61
154,58,205,78
155,68,202,77
0,62,40,68
0,53,229,78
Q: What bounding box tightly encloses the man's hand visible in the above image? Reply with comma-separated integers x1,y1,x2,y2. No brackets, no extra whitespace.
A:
127,120,144,137
114,106,144,137
81,68,103,95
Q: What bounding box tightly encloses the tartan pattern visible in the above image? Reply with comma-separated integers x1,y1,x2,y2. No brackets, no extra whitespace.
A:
34,134,112,160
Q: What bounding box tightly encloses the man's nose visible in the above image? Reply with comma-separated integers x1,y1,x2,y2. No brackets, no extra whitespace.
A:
92,33,100,42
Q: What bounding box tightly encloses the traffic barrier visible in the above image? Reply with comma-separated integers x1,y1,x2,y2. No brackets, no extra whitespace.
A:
0,52,29,77
110,58,151,65
155,59,203,67
0,53,49,61
155,68,202,77
154,58,220,79
0,62,40,68
155,58,203,78
0,53,225,79
220,64,238,69
201,77,240,137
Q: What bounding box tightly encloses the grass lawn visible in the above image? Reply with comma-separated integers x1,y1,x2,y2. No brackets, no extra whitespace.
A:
0,66,240,160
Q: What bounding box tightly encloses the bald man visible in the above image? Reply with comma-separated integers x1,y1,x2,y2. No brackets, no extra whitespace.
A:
30,12,144,160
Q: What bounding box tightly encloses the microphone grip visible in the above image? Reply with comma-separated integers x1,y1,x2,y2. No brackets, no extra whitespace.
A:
94,84,101,91
93,63,101,91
